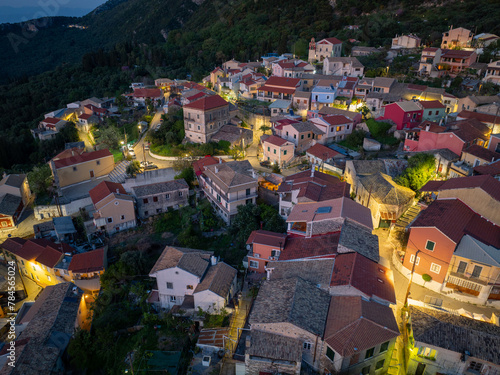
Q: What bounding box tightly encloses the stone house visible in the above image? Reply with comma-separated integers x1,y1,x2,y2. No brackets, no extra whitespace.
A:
131,179,189,219
183,95,230,144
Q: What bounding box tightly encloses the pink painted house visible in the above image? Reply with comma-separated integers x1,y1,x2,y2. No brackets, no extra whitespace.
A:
382,101,423,130
261,135,295,167
246,230,287,273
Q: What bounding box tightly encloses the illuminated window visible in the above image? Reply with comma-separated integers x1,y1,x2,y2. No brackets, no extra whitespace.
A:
186,285,193,290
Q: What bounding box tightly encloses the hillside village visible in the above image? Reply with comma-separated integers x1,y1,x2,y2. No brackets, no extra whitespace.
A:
1,25,500,375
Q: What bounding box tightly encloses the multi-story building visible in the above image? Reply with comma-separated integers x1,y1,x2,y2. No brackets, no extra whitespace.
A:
441,26,473,49
49,148,114,194
308,37,343,62
275,121,324,152
382,101,423,130
261,135,295,167
148,246,237,312
183,95,230,144
199,160,258,224
310,114,355,142
392,34,421,49
246,230,287,273
257,77,300,102
483,60,500,85
89,180,136,234
132,179,189,219
418,100,446,122
323,57,364,76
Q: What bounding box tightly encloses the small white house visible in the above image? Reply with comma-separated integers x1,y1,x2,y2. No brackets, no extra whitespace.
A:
148,246,237,313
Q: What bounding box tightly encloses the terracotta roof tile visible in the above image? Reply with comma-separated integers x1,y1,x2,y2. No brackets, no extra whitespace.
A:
89,181,127,205
419,100,445,109
133,88,162,98
458,110,500,125
192,156,222,176
246,230,287,246
474,159,500,176
280,233,340,260
68,248,105,273
52,149,112,169
463,144,500,162
331,253,396,304
421,175,500,201
183,95,228,111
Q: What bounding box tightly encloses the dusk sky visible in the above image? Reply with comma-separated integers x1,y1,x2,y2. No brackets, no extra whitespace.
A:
0,0,108,23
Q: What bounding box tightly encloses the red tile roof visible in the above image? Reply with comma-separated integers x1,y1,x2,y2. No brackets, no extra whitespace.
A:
306,143,341,160
321,115,353,126
419,100,445,109
324,296,400,357
458,110,500,125
78,113,92,120
474,159,500,176
0,237,26,253
464,144,500,162
192,156,222,176
421,174,500,201
280,232,340,260
52,149,112,169
407,84,428,91
133,88,162,98
89,180,127,205
331,253,396,304
260,76,300,88
321,37,342,45
68,248,105,273
262,135,290,147
423,47,439,52
183,95,228,111
411,198,500,247
186,92,206,102
246,230,287,247
257,85,296,95
3,238,69,268
449,118,491,143
41,117,61,125
419,120,445,133
441,49,476,58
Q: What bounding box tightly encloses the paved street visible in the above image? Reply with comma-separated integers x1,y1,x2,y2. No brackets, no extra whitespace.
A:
0,209,50,242
376,228,499,317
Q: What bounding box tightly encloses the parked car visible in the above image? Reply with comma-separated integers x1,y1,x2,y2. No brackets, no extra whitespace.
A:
144,143,150,150
140,161,158,170
128,149,136,159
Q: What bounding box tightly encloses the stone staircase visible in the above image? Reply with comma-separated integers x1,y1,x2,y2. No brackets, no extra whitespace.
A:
108,160,131,183
395,205,421,229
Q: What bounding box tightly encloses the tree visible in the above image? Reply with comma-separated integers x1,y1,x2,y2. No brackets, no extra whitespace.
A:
27,164,52,197
259,125,272,134
175,167,195,188
396,153,436,192
99,126,121,150
360,105,370,121
126,160,141,176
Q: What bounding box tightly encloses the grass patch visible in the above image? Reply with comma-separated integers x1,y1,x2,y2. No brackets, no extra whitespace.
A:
110,148,124,163
366,118,400,146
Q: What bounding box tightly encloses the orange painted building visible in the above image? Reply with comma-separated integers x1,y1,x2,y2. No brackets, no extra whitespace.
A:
246,230,287,273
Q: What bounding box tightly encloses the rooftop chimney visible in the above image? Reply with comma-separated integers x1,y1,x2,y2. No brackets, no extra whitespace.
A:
425,123,431,132
116,189,120,193
215,166,219,173
311,166,315,178
210,256,218,266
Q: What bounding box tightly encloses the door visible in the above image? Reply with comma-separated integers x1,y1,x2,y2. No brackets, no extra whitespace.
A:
90,170,95,178
415,363,426,375
457,261,467,274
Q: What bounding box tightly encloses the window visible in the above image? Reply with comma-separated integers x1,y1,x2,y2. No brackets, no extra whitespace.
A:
186,285,193,290
72,166,77,171
361,366,370,375
271,249,280,258
178,191,183,197
471,265,482,278
21,260,24,265
166,193,170,199
144,211,149,216
153,196,158,202
246,199,253,205
267,146,270,151
166,282,173,289
143,198,149,204
36,275,40,281
409,254,420,265
375,359,385,370
303,342,312,350
246,188,251,196
274,149,277,154
301,134,304,139
307,133,311,138
380,341,389,353
457,261,467,274
170,296,176,302
114,201,119,206
365,347,375,359
336,126,342,132
326,346,335,361
468,362,483,371
418,347,437,359
425,240,435,251
430,263,441,274
120,215,125,220
284,150,287,155
294,134,297,139
107,217,113,223
47,275,51,282
249,260,259,269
